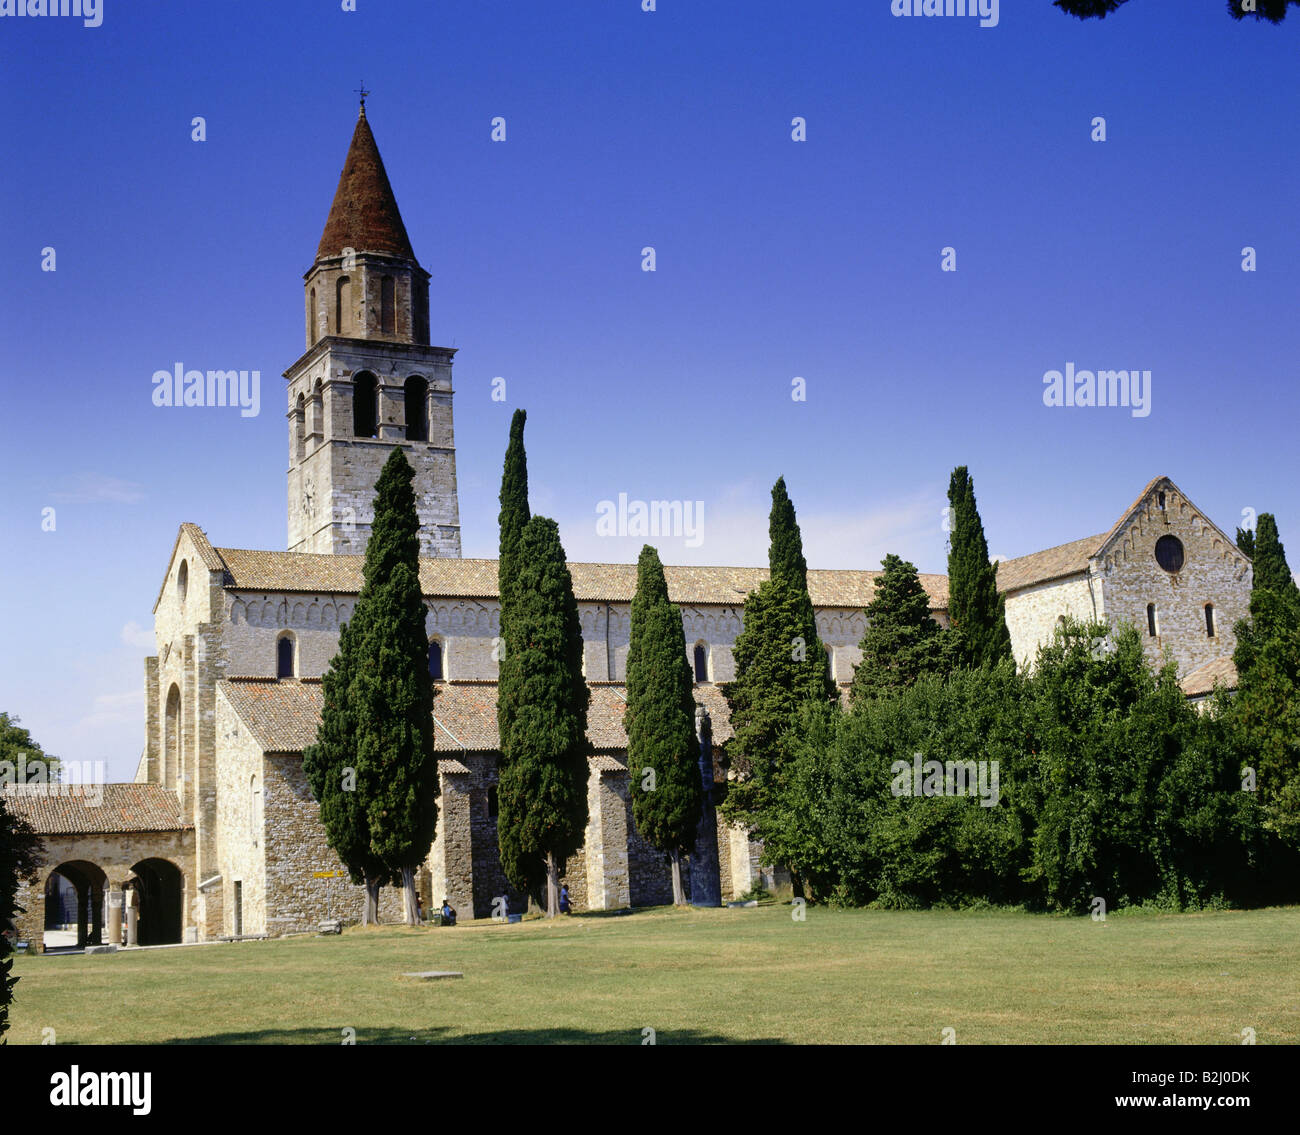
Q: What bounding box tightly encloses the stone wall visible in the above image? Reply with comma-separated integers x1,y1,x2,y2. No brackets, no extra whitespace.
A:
1004,574,1100,669
284,338,460,559
11,828,195,950
1097,485,1250,677
213,687,266,936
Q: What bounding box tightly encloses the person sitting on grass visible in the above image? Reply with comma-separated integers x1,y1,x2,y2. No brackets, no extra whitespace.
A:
441,898,456,926
559,884,572,915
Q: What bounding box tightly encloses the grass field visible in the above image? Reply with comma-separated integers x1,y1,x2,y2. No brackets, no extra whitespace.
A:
8,904,1299,1044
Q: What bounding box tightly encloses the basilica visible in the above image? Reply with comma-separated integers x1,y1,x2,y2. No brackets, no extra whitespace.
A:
6,105,1252,950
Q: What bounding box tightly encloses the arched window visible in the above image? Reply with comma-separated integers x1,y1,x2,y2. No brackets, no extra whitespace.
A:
177,560,188,604
428,639,443,680
352,372,377,438
1146,603,1157,638
405,376,428,441
380,275,396,335
335,275,351,335
164,684,181,789
310,379,323,438
308,287,317,343
1205,603,1215,638
277,635,295,679
295,393,306,461
693,643,708,683
824,642,835,682
487,784,499,819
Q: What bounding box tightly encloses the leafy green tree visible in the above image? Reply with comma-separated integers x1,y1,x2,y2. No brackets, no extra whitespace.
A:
1055,0,1297,22
0,714,61,787
624,546,703,906
1,770,42,1041
849,554,955,706
946,466,1012,669
1236,526,1255,560
304,449,437,925
1019,619,1252,911
777,664,1025,907
496,517,590,917
721,480,834,880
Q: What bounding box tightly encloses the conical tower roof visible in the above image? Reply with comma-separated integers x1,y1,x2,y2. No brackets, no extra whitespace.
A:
316,107,416,261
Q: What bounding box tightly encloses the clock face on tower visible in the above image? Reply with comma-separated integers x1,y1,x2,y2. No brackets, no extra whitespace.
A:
302,475,315,520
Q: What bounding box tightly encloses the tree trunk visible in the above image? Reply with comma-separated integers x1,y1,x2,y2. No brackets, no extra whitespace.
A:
362,876,381,925
791,870,806,901
546,852,559,919
401,866,421,925
670,850,685,906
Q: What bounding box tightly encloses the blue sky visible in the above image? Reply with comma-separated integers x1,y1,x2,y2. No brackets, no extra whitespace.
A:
1,0,1297,778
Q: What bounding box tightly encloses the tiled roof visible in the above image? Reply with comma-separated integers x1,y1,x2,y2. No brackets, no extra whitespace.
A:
1179,655,1238,698
212,547,949,610
1,784,187,835
219,678,734,755
316,109,416,261
996,534,1105,593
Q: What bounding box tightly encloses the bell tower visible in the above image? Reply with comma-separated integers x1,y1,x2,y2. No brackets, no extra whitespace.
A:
285,100,461,558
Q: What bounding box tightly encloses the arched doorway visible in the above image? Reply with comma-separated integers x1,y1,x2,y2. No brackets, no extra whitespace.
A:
129,859,184,946
43,860,108,951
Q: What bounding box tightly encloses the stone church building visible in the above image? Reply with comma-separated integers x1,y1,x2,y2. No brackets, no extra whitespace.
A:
6,107,1251,950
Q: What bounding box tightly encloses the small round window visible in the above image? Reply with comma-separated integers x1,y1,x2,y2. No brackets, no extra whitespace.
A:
1154,535,1184,573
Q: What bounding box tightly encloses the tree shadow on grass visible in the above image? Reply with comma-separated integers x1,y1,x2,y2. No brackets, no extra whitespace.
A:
167,1024,785,1045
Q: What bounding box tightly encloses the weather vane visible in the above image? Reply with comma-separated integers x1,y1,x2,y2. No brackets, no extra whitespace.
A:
355,81,371,112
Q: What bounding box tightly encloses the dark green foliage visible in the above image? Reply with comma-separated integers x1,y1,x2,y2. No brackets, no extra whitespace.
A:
496,517,590,897
1,774,42,1041
0,713,61,784
497,409,530,759
1249,514,1300,609
778,666,1025,908
303,449,437,920
946,467,1012,669
1055,0,1296,21
1236,526,1255,560
721,481,834,868
849,554,955,706
1229,589,1300,849
302,618,391,893
768,476,809,593
624,548,703,892
772,619,1280,912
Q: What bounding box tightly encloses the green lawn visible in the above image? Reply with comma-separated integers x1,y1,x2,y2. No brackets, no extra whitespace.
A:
8,904,1299,1044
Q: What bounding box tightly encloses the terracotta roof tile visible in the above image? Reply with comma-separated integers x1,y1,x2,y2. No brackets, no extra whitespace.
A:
996,534,1105,593
1,784,188,835
212,547,949,610
219,678,734,755
1179,655,1238,698
317,110,416,261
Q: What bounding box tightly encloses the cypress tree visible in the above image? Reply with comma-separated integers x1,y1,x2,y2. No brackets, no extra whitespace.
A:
624,546,703,906
721,480,834,881
496,516,590,917
303,617,392,923
497,409,530,758
769,476,810,592
947,466,1012,668
1251,514,1300,607
303,449,437,925
849,554,955,706
1236,526,1255,560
